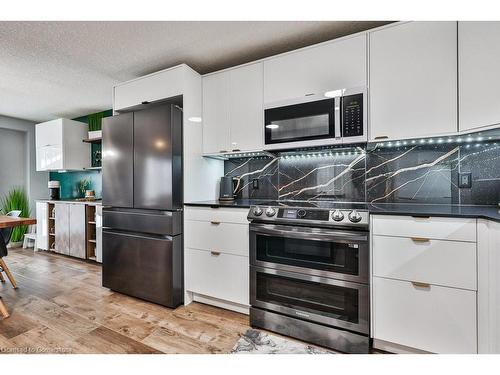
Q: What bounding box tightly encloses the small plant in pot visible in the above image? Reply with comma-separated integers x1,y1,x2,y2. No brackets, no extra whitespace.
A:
0,187,30,248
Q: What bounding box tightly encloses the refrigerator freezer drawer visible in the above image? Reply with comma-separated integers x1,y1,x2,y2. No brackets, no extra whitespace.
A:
103,208,182,236
102,229,183,308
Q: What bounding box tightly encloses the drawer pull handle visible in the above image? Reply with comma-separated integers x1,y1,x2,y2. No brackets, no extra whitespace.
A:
412,281,431,289
211,251,221,256
374,135,389,140
411,215,430,220
210,221,221,225
410,237,430,243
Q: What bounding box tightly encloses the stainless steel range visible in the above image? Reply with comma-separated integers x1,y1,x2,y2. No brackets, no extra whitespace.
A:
247,200,370,353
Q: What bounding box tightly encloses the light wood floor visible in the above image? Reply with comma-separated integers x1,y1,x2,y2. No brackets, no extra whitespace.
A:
0,248,250,354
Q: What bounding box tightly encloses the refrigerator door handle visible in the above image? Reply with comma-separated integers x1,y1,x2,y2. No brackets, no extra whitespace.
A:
103,229,173,241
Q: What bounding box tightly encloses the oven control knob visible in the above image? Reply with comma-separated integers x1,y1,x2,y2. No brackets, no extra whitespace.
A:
252,206,263,216
297,209,307,218
265,207,276,217
332,209,344,222
348,210,362,223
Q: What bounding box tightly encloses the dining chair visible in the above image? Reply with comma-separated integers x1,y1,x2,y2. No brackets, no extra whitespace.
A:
0,210,22,289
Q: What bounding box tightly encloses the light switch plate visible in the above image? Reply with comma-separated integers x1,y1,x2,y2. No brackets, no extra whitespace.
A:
459,173,472,188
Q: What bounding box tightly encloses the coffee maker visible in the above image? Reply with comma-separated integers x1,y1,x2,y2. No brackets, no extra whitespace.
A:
48,180,60,200
219,176,239,201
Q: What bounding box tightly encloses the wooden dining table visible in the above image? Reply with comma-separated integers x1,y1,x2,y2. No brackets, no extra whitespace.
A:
0,215,36,319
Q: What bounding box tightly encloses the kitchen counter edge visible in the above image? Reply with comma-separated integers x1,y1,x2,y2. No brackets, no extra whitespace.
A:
36,199,102,206
184,201,500,223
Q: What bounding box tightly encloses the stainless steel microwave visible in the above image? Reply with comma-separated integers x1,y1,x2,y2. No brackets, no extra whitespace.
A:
263,87,367,150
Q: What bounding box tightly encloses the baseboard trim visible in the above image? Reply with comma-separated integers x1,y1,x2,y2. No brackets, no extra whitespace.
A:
189,293,250,315
373,339,432,354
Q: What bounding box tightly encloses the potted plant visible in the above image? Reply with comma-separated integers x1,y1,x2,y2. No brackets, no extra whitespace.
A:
0,187,31,248
87,112,103,140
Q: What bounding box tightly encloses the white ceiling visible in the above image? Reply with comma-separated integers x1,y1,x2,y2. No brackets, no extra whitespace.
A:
0,21,390,122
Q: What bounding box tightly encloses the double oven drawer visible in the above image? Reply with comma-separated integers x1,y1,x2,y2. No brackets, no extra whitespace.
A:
249,222,370,335
251,266,369,334
250,223,369,283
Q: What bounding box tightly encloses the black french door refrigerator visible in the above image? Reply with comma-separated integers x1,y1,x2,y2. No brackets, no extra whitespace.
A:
101,103,184,308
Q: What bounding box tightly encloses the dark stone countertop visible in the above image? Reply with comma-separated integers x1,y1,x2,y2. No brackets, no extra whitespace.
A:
184,199,269,209
368,203,500,223
184,200,500,223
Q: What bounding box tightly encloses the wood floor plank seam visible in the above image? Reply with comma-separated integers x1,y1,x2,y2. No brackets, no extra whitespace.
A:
0,248,250,354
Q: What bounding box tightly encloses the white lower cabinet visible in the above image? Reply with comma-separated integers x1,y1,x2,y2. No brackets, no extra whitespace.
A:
36,201,48,250
184,206,249,313
36,201,94,260
478,219,500,353
373,235,477,290
371,214,478,353
373,277,477,354
185,248,249,306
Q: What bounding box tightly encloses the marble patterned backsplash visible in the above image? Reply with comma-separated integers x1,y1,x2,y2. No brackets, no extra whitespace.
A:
224,128,500,205
224,149,366,202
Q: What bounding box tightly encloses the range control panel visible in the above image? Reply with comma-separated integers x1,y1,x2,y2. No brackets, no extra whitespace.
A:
342,93,364,137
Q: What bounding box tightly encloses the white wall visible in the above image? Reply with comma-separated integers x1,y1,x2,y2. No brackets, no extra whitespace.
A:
0,115,48,214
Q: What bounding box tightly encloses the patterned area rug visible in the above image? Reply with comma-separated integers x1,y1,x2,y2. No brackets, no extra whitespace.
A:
231,329,333,354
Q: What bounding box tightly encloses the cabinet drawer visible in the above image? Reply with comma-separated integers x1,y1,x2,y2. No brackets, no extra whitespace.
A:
372,215,476,242
373,235,476,290
185,248,249,306
184,206,249,224
185,220,248,257
373,277,477,353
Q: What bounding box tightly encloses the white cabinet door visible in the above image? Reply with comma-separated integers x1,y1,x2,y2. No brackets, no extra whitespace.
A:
185,220,249,257
185,248,249,306
35,119,63,149
373,235,477,290
459,22,500,132
478,219,500,353
35,119,89,171
369,22,457,141
264,35,366,105
36,202,48,250
229,63,263,151
202,71,231,153
69,204,86,259
36,145,63,171
54,203,70,255
373,277,477,354
113,66,186,111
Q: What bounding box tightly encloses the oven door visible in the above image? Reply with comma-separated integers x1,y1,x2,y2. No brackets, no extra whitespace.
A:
251,266,369,334
264,97,340,150
250,223,368,284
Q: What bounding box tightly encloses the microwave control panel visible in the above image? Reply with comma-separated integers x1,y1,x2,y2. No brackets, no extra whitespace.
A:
342,93,364,137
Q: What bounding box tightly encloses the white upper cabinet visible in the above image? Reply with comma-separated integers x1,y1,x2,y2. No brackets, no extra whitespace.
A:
459,22,500,132
369,22,458,141
35,119,90,171
202,62,263,154
228,63,263,152
263,35,367,106
114,65,188,111
202,71,231,154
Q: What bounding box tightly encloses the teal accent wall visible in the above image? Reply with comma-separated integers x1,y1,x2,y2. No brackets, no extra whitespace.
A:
48,109,112,199
49,170,102,199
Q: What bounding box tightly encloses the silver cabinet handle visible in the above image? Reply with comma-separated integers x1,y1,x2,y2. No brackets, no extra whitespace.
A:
210,251,221,256
210,221,221,225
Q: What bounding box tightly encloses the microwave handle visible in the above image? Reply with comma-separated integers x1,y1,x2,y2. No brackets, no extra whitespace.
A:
334,96,342,138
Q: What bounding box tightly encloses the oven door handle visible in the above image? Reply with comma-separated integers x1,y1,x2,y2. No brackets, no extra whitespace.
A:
250,224,368,242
